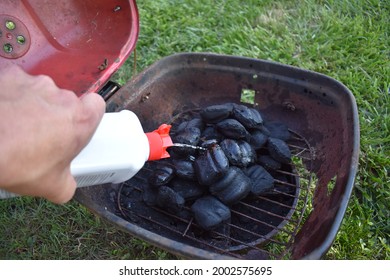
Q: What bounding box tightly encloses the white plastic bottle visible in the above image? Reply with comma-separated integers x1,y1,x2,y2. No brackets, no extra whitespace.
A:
71,110,173,187
0,110,173,198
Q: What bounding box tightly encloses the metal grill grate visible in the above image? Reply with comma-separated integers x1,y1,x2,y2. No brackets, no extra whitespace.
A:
117,113,315,259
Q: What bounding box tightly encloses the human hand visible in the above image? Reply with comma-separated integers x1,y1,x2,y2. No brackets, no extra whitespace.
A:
0,65,105,203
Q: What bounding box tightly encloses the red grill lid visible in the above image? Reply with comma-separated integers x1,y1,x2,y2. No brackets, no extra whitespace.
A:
0,0,139,96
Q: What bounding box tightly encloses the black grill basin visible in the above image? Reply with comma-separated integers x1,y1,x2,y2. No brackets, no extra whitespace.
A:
74,53,359,259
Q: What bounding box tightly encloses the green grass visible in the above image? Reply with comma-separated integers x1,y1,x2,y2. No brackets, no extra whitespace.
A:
1,0,389,259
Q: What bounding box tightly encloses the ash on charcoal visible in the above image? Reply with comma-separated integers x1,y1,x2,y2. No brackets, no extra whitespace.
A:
209,166,252,205
194,144,229,186
232,104,263,129
200,139,219,148
148,164,175,186
220,139,256,167
191,195,231,231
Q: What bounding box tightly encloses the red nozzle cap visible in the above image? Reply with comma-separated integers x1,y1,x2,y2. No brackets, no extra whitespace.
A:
145,124,173,161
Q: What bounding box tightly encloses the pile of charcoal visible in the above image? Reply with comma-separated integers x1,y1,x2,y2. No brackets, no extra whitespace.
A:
142,103,293,231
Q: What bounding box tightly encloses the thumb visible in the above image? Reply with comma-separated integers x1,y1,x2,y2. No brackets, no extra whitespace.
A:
44,170,78,204
80,92,106,125
77,93,106,143
49,94,104,204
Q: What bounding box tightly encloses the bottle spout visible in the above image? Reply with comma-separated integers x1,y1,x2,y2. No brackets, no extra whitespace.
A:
145,124,173,161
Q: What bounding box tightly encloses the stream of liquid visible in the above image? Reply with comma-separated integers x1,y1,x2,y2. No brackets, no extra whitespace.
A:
171,143,207,151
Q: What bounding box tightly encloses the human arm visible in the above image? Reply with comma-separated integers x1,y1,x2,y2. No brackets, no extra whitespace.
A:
0,65,105,203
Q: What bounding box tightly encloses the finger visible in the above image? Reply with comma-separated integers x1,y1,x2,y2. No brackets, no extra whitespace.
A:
79,92,106,131
69,93,105,152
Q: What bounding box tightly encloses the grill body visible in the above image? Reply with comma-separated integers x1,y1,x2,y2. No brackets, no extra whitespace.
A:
0,0,139,96
75,53,359,259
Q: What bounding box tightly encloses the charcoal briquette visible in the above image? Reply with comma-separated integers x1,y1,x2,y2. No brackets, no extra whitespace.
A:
201,126,224,142
200,139,219,148
220,139,241,166
173,126,201,146
148,165,175,186
170,178,206,200
232,140,256,167
220,139,256,167
194,144,229,186
258,155,282,171
176,118,205,133
245,165,275,195
172,159,196,180
170,126,201,156
249,130,268,150
200,103,234,123
232,104,263,129
156,186,185,213
209,166,252,205
215,119,249,140
267,137,292,164
191,195,231,231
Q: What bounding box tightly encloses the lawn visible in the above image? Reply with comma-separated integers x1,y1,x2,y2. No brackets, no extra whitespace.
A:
0,0,389,259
